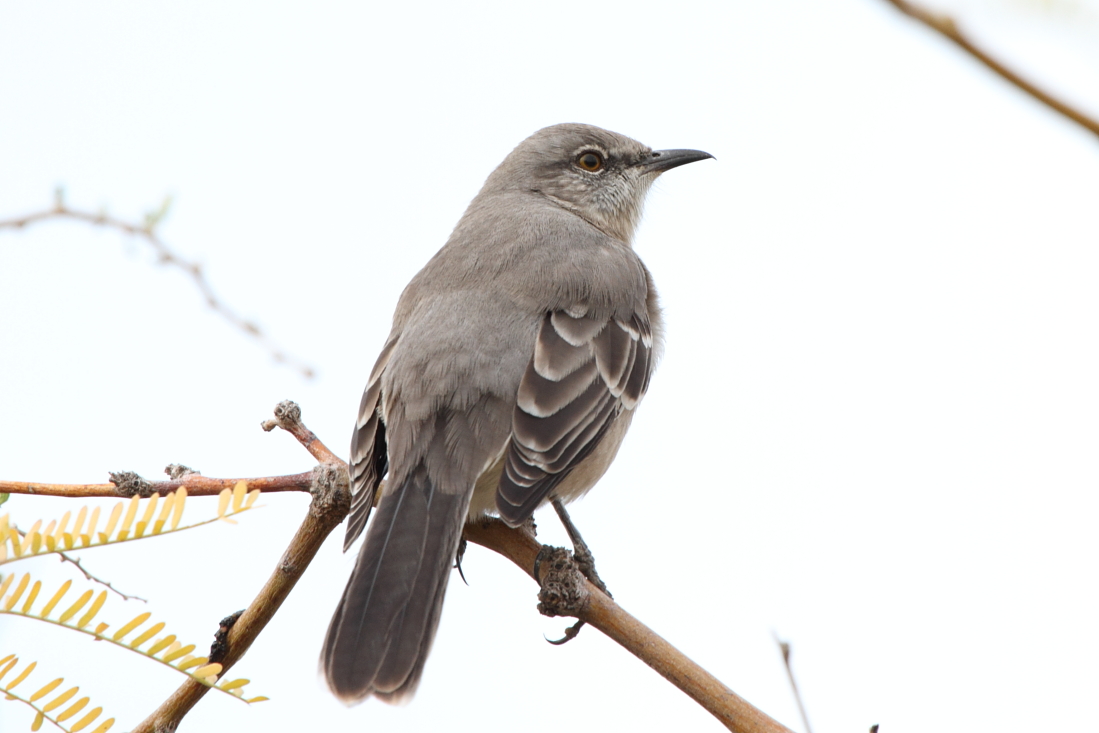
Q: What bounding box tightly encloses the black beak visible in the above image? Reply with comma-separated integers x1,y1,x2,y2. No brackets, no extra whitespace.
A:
635,148,714,174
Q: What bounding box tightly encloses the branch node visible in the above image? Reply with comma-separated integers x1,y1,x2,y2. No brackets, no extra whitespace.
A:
164,463,201,479
208,610,245,665
261,399,302,432
535,545,590,618
109,470,155,497
308,463,350,521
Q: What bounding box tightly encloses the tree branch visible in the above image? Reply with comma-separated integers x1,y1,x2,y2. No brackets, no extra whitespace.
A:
0,191,317,379
880,0,1099,139
463,519,795,733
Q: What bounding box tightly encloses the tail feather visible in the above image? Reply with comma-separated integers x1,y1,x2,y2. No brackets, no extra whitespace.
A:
322,465,469,704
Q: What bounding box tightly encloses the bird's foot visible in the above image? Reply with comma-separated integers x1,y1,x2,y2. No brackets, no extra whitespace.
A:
551,499,612,599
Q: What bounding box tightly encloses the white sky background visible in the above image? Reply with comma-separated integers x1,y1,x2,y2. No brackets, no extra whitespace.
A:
1,1,1098,731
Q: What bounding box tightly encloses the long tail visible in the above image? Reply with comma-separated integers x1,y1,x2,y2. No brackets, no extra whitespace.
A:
322,464,469,704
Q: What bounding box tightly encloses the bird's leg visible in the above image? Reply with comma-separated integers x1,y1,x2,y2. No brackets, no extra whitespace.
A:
551,498,612,599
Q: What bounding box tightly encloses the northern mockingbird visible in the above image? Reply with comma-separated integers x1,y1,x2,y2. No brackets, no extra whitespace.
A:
322,123,712,704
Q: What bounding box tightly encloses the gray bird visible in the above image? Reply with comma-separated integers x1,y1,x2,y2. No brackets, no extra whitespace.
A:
322,123,712,704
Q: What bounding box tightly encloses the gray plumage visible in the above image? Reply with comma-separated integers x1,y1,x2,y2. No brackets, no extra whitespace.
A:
322,123,712,704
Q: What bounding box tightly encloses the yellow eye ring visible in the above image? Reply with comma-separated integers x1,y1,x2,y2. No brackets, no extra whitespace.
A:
576,151,605,172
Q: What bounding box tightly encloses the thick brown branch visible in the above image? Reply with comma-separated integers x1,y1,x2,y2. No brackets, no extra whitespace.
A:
0,472,315,499
132,465,350,733
463,519,794,733
0,195,317,378
881,0,1099,139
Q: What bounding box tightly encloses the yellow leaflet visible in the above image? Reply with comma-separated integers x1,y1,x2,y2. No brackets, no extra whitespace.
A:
0,655,18,678
29,677,62,702
5,660,35,690
55,512,71,541
32,709,44,731
217,489,231,517
41,685,79,712
58,589,93,624
178,655,208,670
90,716,115,733
134,521,147,539
57,696,89,722
119,495,140,535
192,663,222,679
62,532,74,550
245,489,261,509
0,573,13,598
245,696,270,703
70,706,103,732
93,622,109,635
86,506,101,542
129,621,165,649
170,488,186,530
146,635,176,656
44,534,55,552
3,573,29,611
140,494,159,529
40,579,72,618
77,591,107,630
231,481,247,512
218,678,249,691
111,611,151,642
9,528,23,557
161,646,196,663
21,581,41,614
102,503,122,542
72,507,88,538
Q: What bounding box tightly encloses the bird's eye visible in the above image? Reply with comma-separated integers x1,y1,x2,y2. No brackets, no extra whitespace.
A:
576,151,605,172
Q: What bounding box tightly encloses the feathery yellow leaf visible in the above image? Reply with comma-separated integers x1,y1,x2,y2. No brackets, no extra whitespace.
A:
77,591,107,629
111,611,151,641
39,579,72,619
29,677,62,702
4,573,29,611
69,706,103,732
21,580,41,614
58,589,93,624
5,661,35,691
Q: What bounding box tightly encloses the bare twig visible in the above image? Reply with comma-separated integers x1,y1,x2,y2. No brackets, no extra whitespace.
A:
260,399,343,465
0,472,315,499
0,191,317,379
773,633,813,733
464,519,795,733
880,0,1099,139
58,552,147,603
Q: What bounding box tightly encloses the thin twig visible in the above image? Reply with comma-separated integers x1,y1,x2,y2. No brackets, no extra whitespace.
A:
0,472,315,499
880,0,1099,139
58,552,148,603
773,633,813,733
0,191,317,379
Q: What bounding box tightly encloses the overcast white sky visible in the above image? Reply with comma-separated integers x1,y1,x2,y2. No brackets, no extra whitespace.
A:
2,1,1098,731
